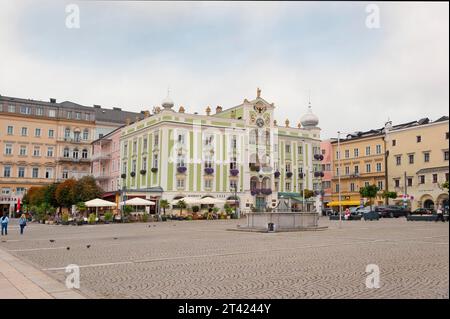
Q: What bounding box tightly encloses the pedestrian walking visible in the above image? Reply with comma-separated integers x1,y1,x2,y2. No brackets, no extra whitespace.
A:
19,213,27,235
436,205,445,222
1,213,9,236
344,208,350,220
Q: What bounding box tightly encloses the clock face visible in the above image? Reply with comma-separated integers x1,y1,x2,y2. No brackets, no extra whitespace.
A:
256,118,265,128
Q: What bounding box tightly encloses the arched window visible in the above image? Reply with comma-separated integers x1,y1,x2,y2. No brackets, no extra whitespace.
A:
82,149,88,159
73,148,79,159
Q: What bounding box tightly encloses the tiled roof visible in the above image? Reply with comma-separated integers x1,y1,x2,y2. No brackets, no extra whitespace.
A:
93,107,144,124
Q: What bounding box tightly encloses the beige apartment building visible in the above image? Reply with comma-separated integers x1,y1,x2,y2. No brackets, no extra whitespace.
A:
0,110,58,214
0,95,144,216
387,116,449,211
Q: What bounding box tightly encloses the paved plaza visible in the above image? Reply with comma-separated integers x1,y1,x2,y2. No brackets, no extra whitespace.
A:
0,218,448,299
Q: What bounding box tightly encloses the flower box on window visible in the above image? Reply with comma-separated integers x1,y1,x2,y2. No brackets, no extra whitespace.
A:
177,166,187,174
286,172,293,178
274,171,281,178
140,169,147,175
151,167,158,173
230,169,239,176
204,167,214,175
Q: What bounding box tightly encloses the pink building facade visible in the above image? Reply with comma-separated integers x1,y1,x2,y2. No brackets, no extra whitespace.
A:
91,126,122,202
320,139,335,206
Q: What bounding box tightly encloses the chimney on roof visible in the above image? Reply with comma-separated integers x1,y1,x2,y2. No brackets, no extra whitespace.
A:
216,106,222,113
112,107,122,111
206,106,211,116
93,104,101,108
50,98,56,103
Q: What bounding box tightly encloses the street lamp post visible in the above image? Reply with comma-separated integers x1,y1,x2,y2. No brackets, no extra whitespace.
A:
121,174,127,223
234,184,239,218
337,131,342,229
301,139,306,212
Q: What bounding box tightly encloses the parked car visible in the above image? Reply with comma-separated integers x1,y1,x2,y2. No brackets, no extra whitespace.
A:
410,208,435,215
379,205,410,218
363,210,380,221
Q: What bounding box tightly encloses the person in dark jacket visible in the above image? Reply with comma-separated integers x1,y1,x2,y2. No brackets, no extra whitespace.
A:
19,214,27,234
1,213,9,236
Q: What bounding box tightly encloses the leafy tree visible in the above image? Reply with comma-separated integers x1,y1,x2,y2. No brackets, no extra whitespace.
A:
192,205,200,214
441,181,449,191
303,189,315,199
177,200,187,215
76,202,87,215
23,186,46,206
34,203,56,222
55,179,77,208
43,183,59,208
74,176,103,203
382,191,398,199
359,184,380,210
381,190,397,204
122,205,133,216
159,199,169,216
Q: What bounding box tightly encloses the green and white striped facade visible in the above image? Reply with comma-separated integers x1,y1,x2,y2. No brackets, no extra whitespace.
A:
119,94,321,212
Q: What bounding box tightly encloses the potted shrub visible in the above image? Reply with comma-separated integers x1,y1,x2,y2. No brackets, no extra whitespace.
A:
61,212,69,225
286,172,293,178
140,169,147,175
142,213,149,222
121,173,126,179
88,213,96,224
192,205,200,220
104,212,113,224
130,171,136,177
151,167,158,173
122,205,133,222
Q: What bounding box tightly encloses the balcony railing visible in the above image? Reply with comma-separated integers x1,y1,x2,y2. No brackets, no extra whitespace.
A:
57,137,91,143
91,153,111,161
92,173,110,180
57,156,91,163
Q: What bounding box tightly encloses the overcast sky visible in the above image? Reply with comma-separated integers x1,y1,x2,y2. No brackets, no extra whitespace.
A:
0,1,448,139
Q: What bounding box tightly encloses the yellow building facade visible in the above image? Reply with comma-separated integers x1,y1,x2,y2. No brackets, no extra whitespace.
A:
330,132,386,207
387,116,449,210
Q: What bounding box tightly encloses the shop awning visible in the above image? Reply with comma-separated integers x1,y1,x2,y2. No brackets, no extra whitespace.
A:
327,200,361,207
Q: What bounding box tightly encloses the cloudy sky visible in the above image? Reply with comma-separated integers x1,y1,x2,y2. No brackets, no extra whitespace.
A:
0,1,448,139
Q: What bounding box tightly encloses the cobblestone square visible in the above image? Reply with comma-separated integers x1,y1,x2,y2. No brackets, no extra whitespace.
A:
0,218,448,299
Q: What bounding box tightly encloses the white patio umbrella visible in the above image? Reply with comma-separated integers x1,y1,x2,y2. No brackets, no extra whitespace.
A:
85,198,117,207
84,198,117,218
120,197,155,214
170,197,202,205
120,197,155,206
199,197,226,205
